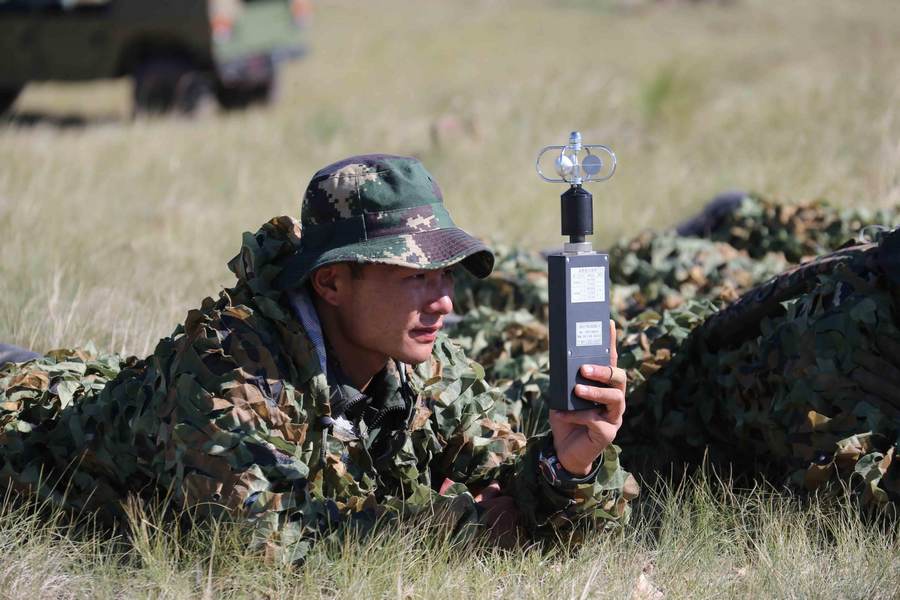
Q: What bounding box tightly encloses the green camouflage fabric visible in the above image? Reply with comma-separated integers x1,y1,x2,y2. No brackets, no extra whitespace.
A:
452,194,900,507
274,154,494,288
622,227,900,504
0,215,635,562
448,307,551,434
608,231,790,319
453,243,549,321
700,193,900,262
0,345,125,507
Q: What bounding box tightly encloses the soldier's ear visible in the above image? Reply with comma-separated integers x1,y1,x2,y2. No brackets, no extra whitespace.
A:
310,264,349,306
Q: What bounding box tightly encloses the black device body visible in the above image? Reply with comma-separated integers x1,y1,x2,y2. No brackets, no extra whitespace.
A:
547,251,611,411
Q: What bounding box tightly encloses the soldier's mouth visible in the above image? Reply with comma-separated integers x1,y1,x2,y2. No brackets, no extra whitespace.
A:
410,325,441,342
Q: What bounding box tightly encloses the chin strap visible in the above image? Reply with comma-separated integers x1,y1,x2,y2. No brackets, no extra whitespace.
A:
395,359,418,428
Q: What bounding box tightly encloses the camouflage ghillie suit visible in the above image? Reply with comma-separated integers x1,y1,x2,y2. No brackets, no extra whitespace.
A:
452,194,900,507
624,226,900,504
0,155,636,562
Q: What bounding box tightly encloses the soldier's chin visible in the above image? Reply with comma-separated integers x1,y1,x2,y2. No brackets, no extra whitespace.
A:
396,342,435,365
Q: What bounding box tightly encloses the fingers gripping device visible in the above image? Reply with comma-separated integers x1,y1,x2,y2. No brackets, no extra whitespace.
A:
536,131,617,411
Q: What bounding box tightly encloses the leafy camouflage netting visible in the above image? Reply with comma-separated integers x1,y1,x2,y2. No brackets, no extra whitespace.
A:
1,192,898,555
452,194,900,507
625,232,900,503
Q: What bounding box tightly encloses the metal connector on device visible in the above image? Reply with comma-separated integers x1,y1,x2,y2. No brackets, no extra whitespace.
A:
563,242,594,254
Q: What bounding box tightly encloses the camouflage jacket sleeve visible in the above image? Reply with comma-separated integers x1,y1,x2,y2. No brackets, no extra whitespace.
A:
410,335,638,538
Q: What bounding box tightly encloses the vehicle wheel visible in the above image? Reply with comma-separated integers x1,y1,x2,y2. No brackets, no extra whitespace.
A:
133,58,215,117
253,69,281,106
216,70,280,111
0,86,23,114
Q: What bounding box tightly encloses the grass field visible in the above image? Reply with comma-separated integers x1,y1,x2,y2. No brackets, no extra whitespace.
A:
2,472,898,599
2,0,900,597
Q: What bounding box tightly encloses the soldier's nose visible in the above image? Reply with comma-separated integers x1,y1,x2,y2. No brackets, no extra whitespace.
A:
425,293,453,316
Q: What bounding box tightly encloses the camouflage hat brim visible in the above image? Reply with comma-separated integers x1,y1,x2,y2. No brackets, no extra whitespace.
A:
278,154,496,290
274,227,494,289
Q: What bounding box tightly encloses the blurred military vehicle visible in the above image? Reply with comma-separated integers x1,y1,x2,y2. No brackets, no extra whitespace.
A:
0,0,312,115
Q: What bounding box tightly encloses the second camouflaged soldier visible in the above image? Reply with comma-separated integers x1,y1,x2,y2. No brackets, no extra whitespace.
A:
0,155,637,561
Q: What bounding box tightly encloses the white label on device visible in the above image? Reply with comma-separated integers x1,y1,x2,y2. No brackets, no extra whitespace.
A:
570,266,606,303
575,320,604,347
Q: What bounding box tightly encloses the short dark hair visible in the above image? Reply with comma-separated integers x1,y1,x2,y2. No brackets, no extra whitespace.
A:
307,262,368,300
309,262,367,282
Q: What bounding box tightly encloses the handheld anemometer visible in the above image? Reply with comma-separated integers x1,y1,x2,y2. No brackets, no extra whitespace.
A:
535,131,617,411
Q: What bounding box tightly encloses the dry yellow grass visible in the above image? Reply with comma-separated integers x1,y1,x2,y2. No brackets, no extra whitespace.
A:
0,472,897,599
2,0,900,357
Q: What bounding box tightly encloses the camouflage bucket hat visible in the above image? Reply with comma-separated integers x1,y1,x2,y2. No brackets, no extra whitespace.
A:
275,154,494,288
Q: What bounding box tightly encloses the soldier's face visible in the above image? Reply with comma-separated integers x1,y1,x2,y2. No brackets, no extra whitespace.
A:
332,263,456,365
